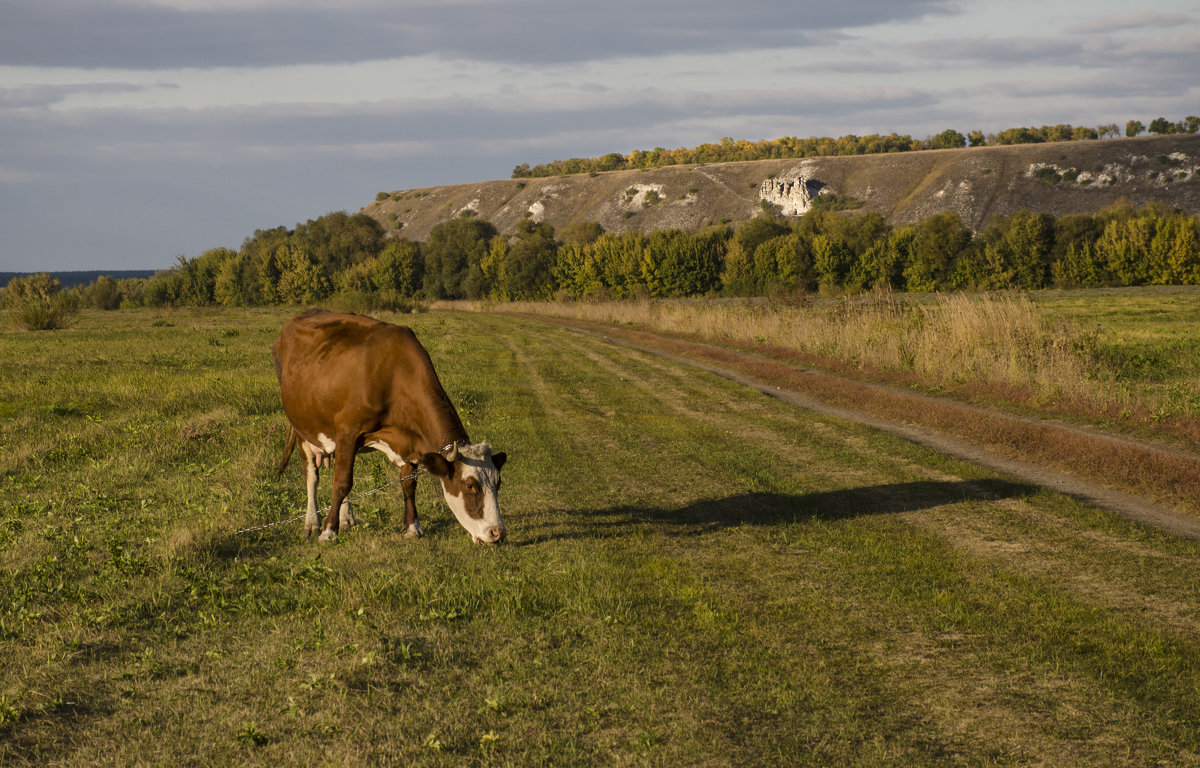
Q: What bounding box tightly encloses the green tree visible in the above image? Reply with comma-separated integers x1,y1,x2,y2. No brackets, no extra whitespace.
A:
503,220,559,299
719,240,756,296
335,259,377,294
1139,209,1200,285
753,232,814,292
374,239,423,296
422,217,497,299
1125,120,1145,137
1148,117,1173,135
592,231,648,298
554,242,605,299
1093,206,1154,286
975,211,1055,289
81,275,122,310
1052,239,1107,288
904,212,972,291
171,247,233,306
241,226,290,304
853,226,913,290
643,229,724,297
291,211,385,274
275,246,331,304
930,129,966,149
995,127,1044,145
812,235,852,288
214,252,250,306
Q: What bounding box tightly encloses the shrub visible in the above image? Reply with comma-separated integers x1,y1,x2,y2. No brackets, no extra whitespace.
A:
4,273,79,330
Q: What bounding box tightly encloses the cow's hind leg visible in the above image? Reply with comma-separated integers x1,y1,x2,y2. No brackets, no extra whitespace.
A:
339,498,355,530
401,463,422,538
301,442,323,537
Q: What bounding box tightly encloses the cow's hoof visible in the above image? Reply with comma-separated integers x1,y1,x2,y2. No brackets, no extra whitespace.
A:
318,529,337,543
404,522,424,539
304,513,321,537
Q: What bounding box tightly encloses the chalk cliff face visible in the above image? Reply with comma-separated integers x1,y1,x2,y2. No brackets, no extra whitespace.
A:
760,163,826,216
363,135,1200,241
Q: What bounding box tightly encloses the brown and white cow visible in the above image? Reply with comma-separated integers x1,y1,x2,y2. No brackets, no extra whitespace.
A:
272,309,507,544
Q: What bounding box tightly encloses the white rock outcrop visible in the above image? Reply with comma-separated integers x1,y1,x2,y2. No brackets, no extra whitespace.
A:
760,165,824,216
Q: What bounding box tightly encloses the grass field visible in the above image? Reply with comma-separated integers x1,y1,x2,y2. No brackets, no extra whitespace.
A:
3,307,1200,766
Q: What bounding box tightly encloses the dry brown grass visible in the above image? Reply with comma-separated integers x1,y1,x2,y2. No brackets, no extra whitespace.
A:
543,319,1200,517
490,292,1191,432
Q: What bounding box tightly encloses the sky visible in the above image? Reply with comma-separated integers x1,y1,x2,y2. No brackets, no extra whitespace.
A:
1,0,1198,272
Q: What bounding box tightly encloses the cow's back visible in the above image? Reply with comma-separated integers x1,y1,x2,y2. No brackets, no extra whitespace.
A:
273,309,442,443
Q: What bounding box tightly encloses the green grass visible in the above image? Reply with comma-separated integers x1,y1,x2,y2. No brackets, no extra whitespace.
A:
3,307,1200,766
1034,286,1200,419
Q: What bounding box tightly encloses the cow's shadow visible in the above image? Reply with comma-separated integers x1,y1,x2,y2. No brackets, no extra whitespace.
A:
518,478,1038,545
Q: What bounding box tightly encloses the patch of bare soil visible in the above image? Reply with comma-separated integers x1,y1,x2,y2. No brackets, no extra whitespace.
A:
531,315,1200,541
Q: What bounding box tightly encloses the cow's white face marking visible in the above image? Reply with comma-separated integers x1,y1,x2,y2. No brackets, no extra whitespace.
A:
440,443,506,544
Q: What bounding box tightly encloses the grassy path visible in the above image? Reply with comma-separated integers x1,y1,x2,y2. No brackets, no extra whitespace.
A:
2,309,1199,766
543,317,1200,538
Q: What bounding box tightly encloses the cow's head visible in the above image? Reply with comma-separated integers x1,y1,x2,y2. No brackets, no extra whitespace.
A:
420,441,507,544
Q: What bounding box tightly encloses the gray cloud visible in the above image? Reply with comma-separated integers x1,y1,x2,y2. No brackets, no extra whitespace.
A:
906,24,1200,75
0,82,162,109
0,0,957,69
1068,11,1195,34
0,81,945,270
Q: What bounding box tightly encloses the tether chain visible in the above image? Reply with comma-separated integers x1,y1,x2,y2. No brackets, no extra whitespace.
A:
230,463,431,538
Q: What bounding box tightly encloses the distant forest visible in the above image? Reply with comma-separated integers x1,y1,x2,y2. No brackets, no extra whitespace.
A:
512,116,1200,179
0,270,155,290
6,199,1198,325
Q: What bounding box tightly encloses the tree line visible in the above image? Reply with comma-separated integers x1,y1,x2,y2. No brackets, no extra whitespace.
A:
512,117,1200,179
5,200,1198,328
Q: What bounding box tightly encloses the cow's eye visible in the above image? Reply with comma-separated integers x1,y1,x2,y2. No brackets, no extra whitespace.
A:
465,480,479,495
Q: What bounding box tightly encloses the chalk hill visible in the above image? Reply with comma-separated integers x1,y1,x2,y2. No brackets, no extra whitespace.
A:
362,135,1200,240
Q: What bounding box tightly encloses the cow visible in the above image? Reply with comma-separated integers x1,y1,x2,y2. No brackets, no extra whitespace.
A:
272,309,507,544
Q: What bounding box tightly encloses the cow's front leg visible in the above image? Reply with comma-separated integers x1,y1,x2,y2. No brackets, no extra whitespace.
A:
301,442,322,537
401,463,422,538
320,438,357,542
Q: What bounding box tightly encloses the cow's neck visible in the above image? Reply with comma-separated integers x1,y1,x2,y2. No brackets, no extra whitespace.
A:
415,389,469,454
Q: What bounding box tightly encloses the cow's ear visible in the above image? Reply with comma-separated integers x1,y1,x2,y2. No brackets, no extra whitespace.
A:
492,452,507,471
420,452,454,478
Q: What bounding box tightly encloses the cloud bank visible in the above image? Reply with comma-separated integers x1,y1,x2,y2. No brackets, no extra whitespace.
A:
0,0,1197,270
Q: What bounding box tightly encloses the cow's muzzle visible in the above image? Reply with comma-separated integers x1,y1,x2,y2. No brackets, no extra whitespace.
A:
474,525,507,545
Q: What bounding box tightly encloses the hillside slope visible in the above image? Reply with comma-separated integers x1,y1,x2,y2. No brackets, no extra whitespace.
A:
362,135,1200,240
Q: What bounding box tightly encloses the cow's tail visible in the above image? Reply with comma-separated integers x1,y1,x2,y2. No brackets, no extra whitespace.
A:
276,425,298,477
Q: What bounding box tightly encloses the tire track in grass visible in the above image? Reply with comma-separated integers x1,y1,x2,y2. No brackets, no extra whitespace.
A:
543,317,1200,641
547,329,927,498
483,314,1200,765
505,316,1200,743
539,319,1200,541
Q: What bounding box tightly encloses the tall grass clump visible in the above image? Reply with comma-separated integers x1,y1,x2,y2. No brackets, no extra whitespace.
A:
501,292,1158,415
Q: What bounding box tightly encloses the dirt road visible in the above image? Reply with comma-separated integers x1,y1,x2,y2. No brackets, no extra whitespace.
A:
535,316,1200,540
